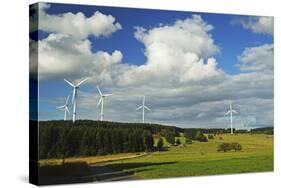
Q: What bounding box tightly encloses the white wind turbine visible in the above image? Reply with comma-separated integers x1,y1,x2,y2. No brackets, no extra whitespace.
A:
56,95,70,121
225,102,238,134
64,78,88,123
96,86,112,121
136,96,151,123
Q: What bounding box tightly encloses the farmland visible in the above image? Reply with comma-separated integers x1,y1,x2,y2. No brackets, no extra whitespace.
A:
39,133,273,181
104,134,273,178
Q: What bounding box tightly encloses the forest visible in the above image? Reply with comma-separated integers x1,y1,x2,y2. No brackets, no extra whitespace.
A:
36,120,273,159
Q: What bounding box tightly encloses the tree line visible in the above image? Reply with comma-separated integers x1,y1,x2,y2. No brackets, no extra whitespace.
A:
37,120,273,159
39,122,154,159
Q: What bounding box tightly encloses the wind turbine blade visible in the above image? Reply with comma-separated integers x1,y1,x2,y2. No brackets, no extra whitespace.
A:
56,106,64,109
103,93,113,97
76,78,88,87
225,111,231,115
64,79,74,87
97,98,102,107
65,95,70,105
66,106,70,114
144,106,151,111
136,106,142,111
96,86,103,96
232,110,238,114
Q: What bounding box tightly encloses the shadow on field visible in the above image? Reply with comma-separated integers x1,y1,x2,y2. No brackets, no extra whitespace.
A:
38,162,94,185
105,161,177,173
88,162,177,182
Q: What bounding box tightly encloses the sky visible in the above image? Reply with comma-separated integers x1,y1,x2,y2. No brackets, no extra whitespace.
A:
29,2,274,129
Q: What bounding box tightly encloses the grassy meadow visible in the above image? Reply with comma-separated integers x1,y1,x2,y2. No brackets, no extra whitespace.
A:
39,133,273,180
104,134,273,178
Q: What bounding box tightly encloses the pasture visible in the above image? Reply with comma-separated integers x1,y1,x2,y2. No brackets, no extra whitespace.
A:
104,134,273,178
38,133,273,181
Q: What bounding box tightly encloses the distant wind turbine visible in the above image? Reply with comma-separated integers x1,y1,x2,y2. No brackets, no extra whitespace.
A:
225,102,238,134
136,96,151,123
97,86,112,121
64,78,88,123
56,95,70,121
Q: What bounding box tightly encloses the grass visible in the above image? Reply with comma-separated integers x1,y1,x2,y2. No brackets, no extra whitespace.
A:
39,152,147,166
39,134,273,179
105,134,273,178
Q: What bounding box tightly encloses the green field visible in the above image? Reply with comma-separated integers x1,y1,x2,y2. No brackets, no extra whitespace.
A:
105,134,273,178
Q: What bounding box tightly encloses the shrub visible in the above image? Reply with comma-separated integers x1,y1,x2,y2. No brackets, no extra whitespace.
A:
195,131,208,142
161,129,176,144
217,142,242,152
199,135,208,142
217,143,232,152
208,134,214,139
232,142,242,151
157,137,164,150
175,138,181,145
219,136,223,140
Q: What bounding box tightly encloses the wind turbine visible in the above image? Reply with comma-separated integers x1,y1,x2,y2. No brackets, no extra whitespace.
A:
136,96,151,123
56,95,70,121
96,86,112,121
225,102,238,134
64,78,88,123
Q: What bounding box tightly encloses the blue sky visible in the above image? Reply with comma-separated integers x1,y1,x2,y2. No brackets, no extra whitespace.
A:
33,3,273,74
30,2,274,128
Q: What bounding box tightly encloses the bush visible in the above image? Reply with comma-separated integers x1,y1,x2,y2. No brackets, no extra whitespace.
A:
157,137,164,150
208,134,214,139
161,129,176,144
232,142,242,151
217,143,232,152
185,138,193,144
219,136,223,140
195,131,208,142
217,142,242,152
175,138,181,145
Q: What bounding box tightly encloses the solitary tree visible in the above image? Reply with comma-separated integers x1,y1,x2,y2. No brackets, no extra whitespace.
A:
175,138,181,145
157,137,164,150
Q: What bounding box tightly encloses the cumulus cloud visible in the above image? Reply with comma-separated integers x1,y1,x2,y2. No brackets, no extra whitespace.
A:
37,2,122,39
135,15,219,58
118,15,223,86
33,14,225,86
30,3,124,82
233,16,274,35
30,33,123,81
32,6,273,128
238,43,274,72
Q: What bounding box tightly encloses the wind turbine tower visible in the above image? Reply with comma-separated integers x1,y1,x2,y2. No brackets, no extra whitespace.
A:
56,95,70,121
64,78,88,123
136,96,151,123
225,102,238,134
97,86,112,121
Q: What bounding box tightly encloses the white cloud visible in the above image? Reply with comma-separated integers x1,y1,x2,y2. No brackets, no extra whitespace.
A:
32,8,273,128
135,15,219,58
29,3,124,82
118,15,223,86
37,2,122,39
31,33,123,81
238,43,274,72
33,14,225,86
234,16,274,35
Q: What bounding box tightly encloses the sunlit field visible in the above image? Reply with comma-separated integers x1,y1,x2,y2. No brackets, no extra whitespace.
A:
104,134,273,178
40,133,273,179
